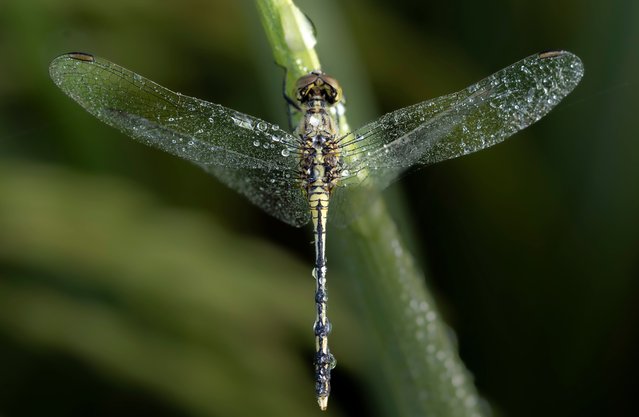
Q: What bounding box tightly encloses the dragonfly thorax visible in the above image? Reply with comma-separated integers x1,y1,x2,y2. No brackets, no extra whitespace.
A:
296,102,342,197
298,131,342,196
294,73,343,191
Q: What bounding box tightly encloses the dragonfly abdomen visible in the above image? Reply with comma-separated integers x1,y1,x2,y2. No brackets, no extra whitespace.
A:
296,96,342,410
310,193,334,410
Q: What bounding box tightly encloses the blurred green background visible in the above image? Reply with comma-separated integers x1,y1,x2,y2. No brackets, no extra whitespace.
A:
1,0,637,416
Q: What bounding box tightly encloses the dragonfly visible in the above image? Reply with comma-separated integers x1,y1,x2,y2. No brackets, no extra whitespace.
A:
49,50,583,410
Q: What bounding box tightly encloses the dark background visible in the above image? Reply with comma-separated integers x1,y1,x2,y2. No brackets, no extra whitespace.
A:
1,0,637,416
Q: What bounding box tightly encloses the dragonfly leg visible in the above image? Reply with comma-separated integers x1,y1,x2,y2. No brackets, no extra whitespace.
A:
275,61,302,131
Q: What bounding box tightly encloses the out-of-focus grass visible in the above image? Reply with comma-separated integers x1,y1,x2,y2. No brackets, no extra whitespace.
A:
0,159,364,417
0,0,638,416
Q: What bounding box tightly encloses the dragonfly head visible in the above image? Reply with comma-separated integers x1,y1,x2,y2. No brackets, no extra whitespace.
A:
295,71,342,105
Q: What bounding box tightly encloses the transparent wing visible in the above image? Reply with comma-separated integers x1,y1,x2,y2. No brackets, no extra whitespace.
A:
206,165,310,227
338,51,584,191
49,53,309,226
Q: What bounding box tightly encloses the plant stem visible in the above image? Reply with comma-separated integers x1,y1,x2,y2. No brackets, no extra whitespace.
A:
256,1,486,416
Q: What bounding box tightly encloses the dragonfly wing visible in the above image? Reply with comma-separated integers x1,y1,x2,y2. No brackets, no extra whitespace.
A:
340,51,584,191
50,53,308,225
205,164,310,227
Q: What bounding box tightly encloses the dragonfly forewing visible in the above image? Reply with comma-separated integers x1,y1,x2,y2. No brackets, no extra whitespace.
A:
337,51,584,194
49,53,308,225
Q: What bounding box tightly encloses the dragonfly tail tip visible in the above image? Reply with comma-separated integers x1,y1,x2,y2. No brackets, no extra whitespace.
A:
317,395,329,411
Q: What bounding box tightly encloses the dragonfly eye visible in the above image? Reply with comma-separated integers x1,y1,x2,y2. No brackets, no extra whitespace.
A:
318,74,342,104
295,72,343,105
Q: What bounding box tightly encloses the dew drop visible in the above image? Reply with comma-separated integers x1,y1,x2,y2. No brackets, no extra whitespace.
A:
281,148,290,157
526,88,535,103
253,140,260,147
231,115,253,129
328,353,337,369
452,374,465,387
